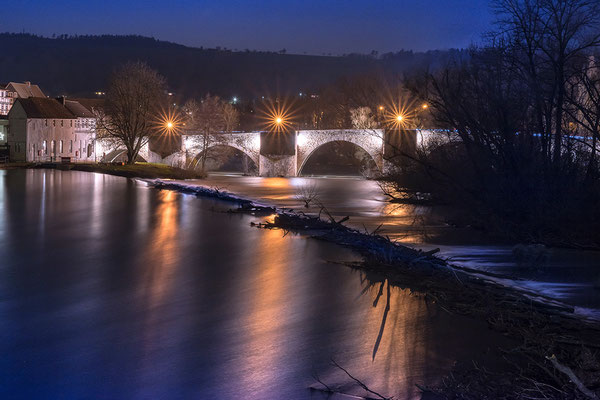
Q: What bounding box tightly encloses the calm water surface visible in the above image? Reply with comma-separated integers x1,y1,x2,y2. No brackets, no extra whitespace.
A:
198,174,600,316
0,169,504,399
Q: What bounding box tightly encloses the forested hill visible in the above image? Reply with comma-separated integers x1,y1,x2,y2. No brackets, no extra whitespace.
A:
0,33,465,99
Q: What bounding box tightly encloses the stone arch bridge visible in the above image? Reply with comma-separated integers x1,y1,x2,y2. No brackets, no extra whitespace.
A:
141,129,438,177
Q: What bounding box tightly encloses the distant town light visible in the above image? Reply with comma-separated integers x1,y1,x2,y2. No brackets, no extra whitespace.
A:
276,117,283,124
166,121,174,129
396,115,403,122
232,96,238,104
379,106,384,111
422,103,428,109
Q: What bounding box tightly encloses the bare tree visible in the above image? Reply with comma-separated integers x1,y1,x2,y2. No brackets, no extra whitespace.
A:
97,62,167,164
383,0,600,245
538,0,600,163
295,182,321,207
565,56,600,181
222,102,240,132
493,0,600,165
184,95,226,172
350,106,378,129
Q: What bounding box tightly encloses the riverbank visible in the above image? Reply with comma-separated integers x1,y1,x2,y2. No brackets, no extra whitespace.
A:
149,179,600,399
0,161,205,180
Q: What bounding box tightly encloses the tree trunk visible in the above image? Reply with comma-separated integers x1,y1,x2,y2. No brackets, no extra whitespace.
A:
126,145,137,165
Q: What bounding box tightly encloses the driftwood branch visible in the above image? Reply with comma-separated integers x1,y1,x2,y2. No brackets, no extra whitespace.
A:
546,355,599,400
311,371,334,393
331,359,393,400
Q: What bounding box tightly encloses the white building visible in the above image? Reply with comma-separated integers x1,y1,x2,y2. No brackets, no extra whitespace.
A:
0,87,13,116
0,117,7,144
7,97,96,162
62,98,97,160
0,82,46,116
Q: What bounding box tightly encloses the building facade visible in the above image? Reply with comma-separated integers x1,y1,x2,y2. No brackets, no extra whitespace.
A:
0,87,13,116
63,99,97,161
0,118,8,144
0,81,46,116
7,98,96,162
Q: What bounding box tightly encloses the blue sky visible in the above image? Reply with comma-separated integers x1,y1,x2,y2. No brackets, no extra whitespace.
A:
1,0,494,54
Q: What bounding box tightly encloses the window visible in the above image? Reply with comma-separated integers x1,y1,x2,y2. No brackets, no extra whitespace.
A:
70,121,73,127
87,143,93,157
69,140,73,153
59,140,63,154
45,119,48,126
53,120,55,126
43,140,47,154
51,140,56,155
61,120,63,127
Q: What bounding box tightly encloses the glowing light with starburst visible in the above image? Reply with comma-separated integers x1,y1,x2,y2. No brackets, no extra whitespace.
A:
155,108,183,136
258,98,297,133
383,99,416,129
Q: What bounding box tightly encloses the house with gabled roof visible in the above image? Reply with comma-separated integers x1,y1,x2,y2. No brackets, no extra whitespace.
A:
0,81,47,116
7,97,96,162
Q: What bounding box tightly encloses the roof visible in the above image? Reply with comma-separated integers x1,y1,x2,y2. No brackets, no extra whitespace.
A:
69,98,105,113
6,82,46,98
63,100,95,118
14,98,76,119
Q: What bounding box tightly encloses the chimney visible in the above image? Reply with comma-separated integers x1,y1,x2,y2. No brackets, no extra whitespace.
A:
24,81,31,87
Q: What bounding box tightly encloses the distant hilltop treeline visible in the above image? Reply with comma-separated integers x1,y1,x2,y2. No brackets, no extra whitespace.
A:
0,33,466,100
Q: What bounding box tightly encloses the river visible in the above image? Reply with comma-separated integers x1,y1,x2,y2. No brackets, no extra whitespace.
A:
0,169,511,399
193,173,600,318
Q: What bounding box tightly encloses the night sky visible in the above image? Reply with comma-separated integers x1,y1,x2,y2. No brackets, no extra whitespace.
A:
2,0,493,54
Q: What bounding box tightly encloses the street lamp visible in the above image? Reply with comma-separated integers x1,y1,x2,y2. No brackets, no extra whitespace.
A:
155,108,182,137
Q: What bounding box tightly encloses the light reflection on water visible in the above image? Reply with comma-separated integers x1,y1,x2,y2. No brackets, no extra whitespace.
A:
0,169,507,399
200,174,600,314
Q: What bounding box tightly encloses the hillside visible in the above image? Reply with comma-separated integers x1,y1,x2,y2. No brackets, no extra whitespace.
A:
0,33,464,100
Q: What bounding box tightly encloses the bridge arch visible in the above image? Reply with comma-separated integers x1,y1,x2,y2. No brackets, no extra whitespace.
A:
189,143,259,173
100,149,147,163
183,132,260,173
296,129,384,176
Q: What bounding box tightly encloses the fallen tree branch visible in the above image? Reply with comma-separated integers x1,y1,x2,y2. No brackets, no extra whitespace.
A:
331,359,393,400
546,355,598,400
